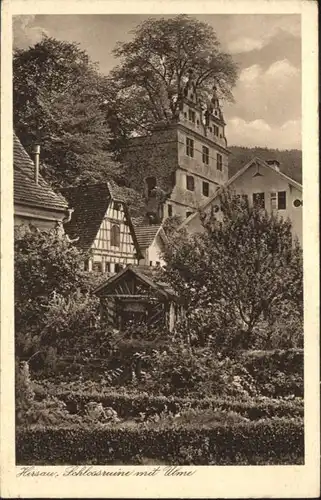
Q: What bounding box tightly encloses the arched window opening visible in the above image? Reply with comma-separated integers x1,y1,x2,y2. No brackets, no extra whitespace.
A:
110,224,120,247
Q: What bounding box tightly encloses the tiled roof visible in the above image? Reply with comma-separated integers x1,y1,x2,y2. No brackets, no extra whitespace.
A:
61,183,111,252
134,225,161,249
14,133,68,212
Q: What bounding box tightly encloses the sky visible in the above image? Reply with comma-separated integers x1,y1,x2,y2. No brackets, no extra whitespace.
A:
13,14,301,150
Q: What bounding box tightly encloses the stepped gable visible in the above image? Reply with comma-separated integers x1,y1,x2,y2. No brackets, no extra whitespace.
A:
14,133,68,211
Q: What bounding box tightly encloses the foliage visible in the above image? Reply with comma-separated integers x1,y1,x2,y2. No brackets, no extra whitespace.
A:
14,225,100,359
16,417,304,465
162,191,303,350
13,36,124,189
162,214,184,237
107,15,238,140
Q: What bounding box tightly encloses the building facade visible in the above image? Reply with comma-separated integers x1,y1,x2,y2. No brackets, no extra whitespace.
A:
62,183,142,273
120,74,229,223
14,133,70,230
182,157,303,245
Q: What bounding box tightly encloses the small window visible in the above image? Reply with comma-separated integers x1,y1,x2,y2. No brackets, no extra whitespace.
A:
188,109,195,123
186,137,194,157
184,112,187,119
84,258,90,271
114,263,122,273
217,153,223,171
278,191,286,210
105,262,111,272
253,192,265,209
113,201,121,211
270,192,277,210
110,224,120,247
196,119,200,125
186,175,195,191
92,262,102,273
168,204,173,217
149,261,153,267
202,182,209,197
202,146,209,165
213,125,219,137
209,127,212,132
186,211,193,218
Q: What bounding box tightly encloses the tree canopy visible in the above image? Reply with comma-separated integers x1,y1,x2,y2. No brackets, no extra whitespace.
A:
13,36,124,189
107,15,239,139
162,192,303,350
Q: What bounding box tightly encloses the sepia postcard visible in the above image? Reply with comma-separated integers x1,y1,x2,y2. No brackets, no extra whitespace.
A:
1,0,319,498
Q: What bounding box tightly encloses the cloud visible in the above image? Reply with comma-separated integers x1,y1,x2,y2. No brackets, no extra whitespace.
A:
13,15,49,49
225,16,301,55
265,59,299,79
226,117,301,149
225,58,301,129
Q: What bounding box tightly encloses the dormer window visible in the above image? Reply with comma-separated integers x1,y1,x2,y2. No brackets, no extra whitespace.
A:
213,125,219,137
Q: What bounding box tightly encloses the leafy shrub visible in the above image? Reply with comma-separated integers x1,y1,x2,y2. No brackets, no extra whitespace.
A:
16,417,304,465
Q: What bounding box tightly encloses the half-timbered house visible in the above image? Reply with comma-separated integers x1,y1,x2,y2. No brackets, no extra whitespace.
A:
62,183,142,273
94,265,183,332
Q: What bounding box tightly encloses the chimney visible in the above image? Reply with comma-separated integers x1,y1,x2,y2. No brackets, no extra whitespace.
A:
32,144,41,184
266,159,280,172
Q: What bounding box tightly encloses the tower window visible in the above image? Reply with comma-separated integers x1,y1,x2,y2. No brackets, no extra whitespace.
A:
202,182,209,197
213,125,219,137
253,192,265,209
217,153,223,171
145,176,156,196
110,224,120,247
186,137,194,157
202,146,209,165
168,204,173,217
188,109,195,123
186,175,195,191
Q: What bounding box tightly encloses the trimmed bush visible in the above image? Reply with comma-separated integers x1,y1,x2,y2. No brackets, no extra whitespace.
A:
16,418,304,465
34,383,303,420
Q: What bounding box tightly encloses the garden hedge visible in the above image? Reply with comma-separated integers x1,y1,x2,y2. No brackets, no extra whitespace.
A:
16,418,304,465
38,387,303,420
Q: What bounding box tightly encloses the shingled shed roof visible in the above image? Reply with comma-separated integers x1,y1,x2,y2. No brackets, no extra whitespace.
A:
94,264,178,301
14,133,68,212
61,183,112,251
134,225,162,249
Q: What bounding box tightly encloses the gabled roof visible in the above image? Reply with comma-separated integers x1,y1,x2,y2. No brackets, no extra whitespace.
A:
94,264,177,301
61,182,142,257
14,133,68,212
134,224,167,249
181,157,303,228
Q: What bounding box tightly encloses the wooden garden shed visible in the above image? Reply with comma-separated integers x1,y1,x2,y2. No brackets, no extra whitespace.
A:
94,265,182,332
